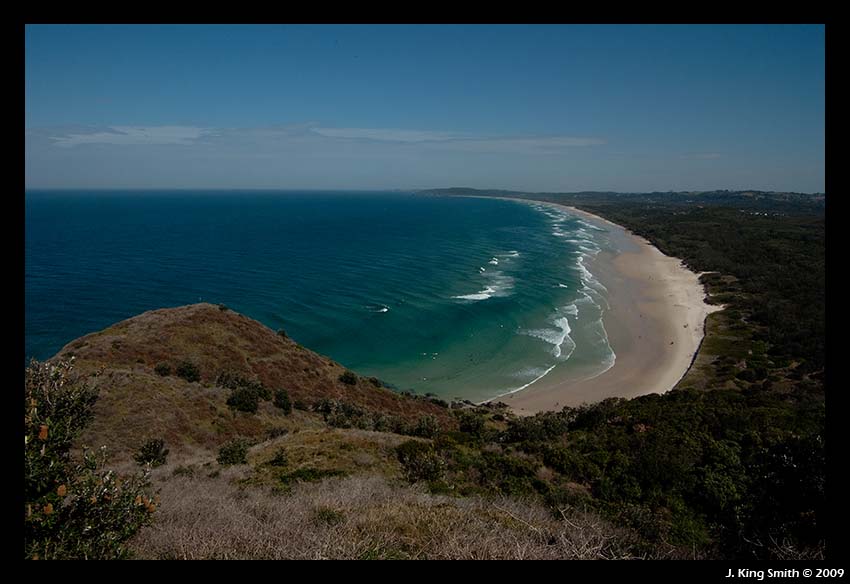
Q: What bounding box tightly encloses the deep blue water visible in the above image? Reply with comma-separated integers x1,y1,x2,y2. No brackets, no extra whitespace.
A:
25,191,613,402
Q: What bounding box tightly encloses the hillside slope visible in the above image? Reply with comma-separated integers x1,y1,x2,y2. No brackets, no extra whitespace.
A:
53,303,452,458
43,304,644,559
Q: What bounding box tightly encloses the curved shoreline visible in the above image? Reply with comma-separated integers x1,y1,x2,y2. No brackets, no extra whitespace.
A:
460,196,723,414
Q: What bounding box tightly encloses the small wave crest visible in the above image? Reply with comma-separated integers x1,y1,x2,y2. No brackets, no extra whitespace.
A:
521,315,576,360
577,219,606,232
562,303,579,317
453,254,517,302
452,271,515,302
453,286,497,301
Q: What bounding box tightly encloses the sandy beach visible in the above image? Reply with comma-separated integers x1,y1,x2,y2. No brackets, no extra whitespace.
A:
488,198,724,414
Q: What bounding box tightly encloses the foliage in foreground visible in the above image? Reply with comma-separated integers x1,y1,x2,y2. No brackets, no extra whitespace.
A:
25,359,155,560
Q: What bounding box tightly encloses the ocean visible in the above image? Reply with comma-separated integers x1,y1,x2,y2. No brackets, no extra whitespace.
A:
25,191,615,403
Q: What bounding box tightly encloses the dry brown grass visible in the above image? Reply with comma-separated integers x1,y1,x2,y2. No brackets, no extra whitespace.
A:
130,470,641,560
52,303,454,459
247,426,416,486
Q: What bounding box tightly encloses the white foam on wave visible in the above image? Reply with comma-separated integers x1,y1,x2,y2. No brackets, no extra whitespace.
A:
366,304,390,313
579,319,617,381
510,366,553,379
562,303,579,317
452,270,515,302
577,255,609,293
581,283,610,311
453,286,497,301
522,316,576,360
453,253,517,302
577,219,606,232
478,363,558,404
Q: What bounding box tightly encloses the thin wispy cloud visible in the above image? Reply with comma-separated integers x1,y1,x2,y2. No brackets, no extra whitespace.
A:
312,126,605,150
43,124,606,155
312,127,465,143
49,126,214,148
432,136,606,152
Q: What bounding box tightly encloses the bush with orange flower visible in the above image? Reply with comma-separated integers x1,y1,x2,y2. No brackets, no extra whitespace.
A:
25,358,155,559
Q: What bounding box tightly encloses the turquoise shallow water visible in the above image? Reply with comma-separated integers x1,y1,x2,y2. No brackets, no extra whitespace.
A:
25,191,614,403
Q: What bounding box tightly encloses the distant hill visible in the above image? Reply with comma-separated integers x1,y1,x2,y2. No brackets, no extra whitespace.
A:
418,187,825,213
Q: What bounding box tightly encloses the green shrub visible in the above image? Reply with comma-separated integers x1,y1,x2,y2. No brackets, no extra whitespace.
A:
317,399,372,429
25,359,154,560
276,328,288,338
736,369,757,382
217,303,229,311
542,446,600,483
274,388,293,414
217,439,249,466
175,361,200,383
154,362,171,377
476,451,545,497
373,413,406,434
226,386,260,413
411,414,439,438
267,448,289,467
266,427,289,440
457,411,486,436
396,440,445,483
134,438,169,468
218,371,271,407
338,371,358,385
293,399,310,411
216,370,243,389
217,371,270,397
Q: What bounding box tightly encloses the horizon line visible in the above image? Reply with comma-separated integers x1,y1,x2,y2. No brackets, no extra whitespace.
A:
24,186,826,195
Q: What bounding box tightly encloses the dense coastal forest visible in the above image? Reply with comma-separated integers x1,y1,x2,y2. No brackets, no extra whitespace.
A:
26,189,826,559
417,188,826,558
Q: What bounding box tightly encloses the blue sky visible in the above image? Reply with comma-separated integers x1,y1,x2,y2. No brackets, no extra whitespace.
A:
25,24,825,192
